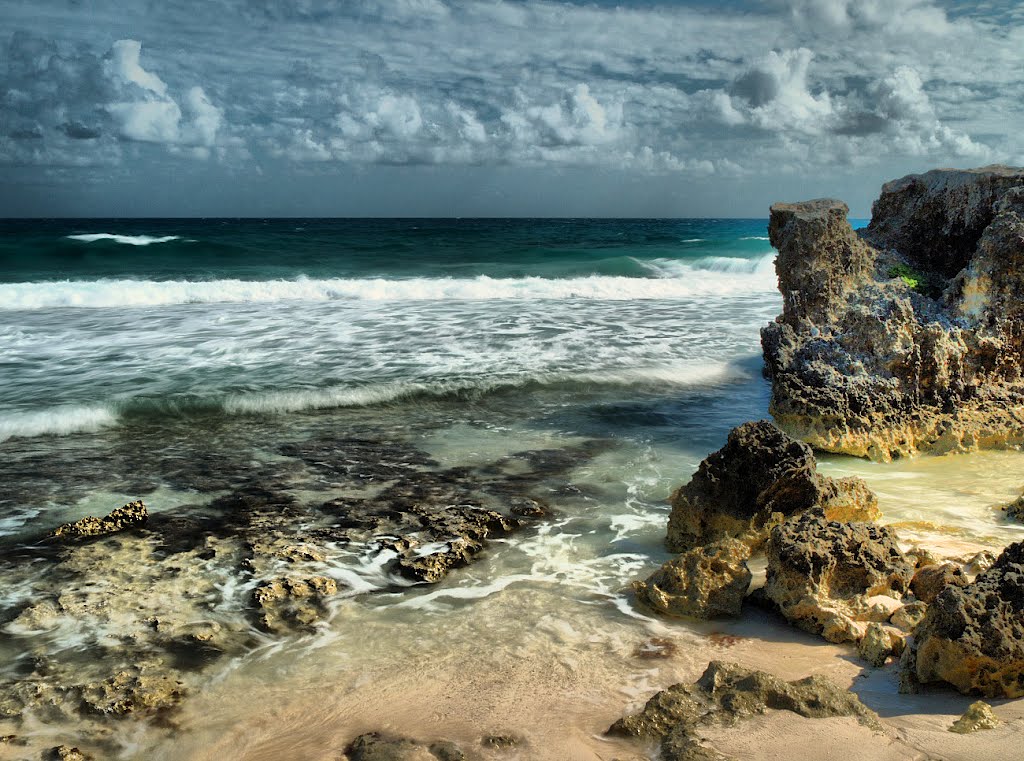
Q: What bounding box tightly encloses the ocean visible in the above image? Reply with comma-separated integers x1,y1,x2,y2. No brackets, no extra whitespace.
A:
3,218,1023,759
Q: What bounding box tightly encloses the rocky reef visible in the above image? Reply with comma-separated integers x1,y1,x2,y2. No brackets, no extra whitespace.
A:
762,165,1024,460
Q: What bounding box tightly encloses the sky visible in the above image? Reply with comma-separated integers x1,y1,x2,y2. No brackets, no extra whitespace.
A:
1,0,1022,217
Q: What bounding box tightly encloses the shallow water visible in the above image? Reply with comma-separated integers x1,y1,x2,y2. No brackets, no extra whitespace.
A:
2,218,1022,759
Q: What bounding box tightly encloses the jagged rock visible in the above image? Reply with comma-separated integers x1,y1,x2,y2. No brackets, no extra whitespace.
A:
50,501,147,539
763,166,1024,461
344,732,465,761
949,701,1000,734
46,747,93,761
764,510,914,643
634,539,751,619
901,541,1024,697
481,734,520,749
665,421,879,552
608,660,881,761
890,601,928,631
251,575,339,633
910,562,968,604
78,665,185,717
1004,493,1024,522
858,622,906,667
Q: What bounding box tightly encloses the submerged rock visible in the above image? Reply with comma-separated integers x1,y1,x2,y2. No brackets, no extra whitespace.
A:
46,747,93,761
608,660,881,761
665,421,879,552
763,166,1024,460
634,539,751,619
50,501,147,539
949,701,1000,734
901,541,1024,697
344,732,465,761
764,510,914,643
251,575,340,633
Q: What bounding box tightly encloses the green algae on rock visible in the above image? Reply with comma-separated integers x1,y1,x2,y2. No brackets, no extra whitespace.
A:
762,166,1024,461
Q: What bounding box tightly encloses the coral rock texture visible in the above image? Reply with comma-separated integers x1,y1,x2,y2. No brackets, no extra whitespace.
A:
665,420,879,552
633,539,752,619
764,509,915,643
901,541,1024,697
762,166,1024,460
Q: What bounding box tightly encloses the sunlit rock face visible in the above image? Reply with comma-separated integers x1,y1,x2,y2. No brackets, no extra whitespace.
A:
762,166,1024,461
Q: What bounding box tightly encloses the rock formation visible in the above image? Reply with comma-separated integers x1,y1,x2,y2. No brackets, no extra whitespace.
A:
50,501,147,539
901,540,1024,697
763,509,915,643
633,539,752,619
665,420,879,552
608,660,881,761
762,166,1024,460
949,701,1000,734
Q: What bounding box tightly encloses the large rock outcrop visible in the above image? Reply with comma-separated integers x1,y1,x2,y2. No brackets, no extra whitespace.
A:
665,420,879,552
762,166,1024,460
764,510,915,643
901,540,1024,697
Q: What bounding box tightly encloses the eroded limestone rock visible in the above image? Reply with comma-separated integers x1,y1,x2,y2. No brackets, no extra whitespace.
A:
910,562,968,604
764,510,914,643
344,732,466,761
665,421,879,552
634,539,751,619
763,166,1024,460
50,501,147,540
858,622,906,667
949,701,1000,734
608,660,881,761
902,541,1024,697
251,575,340,633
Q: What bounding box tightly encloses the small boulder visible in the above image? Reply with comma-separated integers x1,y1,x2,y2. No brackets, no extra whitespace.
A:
890,602,928,631
949,701,1000,734
910,563,968,604
902,541,1024,697
858,623,906,667
344,733,465,761
633,539,751,619
608,660,881,760
50,501,147,540
764,510,914,643
666,421,879,552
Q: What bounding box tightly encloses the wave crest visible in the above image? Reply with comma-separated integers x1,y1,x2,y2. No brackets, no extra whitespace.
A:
66,233,183,245
0,256,778,309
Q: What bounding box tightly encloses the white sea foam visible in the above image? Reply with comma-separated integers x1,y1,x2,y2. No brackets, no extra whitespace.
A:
66,233,182,245
0,260,779,309
0,362,749,442
739,235,770,240
0,405,118,443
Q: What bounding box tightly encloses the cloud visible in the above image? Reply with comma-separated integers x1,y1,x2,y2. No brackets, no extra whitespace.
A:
0,33,224,167
0,0,1020,206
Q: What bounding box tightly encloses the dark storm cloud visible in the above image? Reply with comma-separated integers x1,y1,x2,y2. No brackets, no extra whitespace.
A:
0,0,1021,215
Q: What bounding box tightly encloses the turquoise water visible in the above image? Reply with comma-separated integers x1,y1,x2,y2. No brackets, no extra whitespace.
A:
0,218,780,446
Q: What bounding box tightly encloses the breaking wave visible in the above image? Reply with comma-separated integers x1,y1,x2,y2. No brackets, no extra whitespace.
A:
0,255,778,309
66,233,184,245
0,363,750,442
